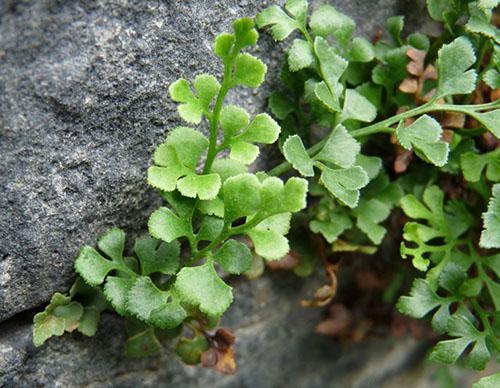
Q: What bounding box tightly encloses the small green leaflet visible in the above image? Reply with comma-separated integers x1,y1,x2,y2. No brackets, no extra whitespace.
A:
283,135,315,177
148,207,192,244
315,124,360,168
396,115,449,167
126,277,187,329
169,74,220,124
465,2,500,44
134,236,180,276
469,110,500,138
175,335,210,365
399,186,473,271
232,53,267,88
255,4,302,41
387,16,404,46
480,183,500,249
340,89,377,123
214,239,252,274
349,37,375,62
313,36,348,112
33,293,83,347
460,149,500,182
319,165,369,208
147,127,222,199
483,69,500,89
426,0,454,22
175,260,233,317
429,315,491,370
288,39,315,72
309,4,355,46
436,37,477,98
247,213,292,260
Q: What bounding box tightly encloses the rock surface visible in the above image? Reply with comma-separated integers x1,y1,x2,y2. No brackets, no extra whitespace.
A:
0,0,464,387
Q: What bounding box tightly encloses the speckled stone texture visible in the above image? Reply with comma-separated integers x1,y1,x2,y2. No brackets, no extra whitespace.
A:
0,0,455,387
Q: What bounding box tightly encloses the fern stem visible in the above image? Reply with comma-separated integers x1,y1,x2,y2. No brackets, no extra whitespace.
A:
268,99,500,177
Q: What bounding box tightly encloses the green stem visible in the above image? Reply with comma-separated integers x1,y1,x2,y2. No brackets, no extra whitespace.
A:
268,99,500,177
202,62,233,174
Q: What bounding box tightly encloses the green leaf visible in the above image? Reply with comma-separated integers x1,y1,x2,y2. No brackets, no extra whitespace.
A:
210,158,247,182
340,89,377,123
314,36,348,94
255,5,301,41
169,74,220,124
397,278,443,318
175,335,210,365
319,166,369,208
285,0,308,24
259,176,308,216
233,17,259,48
466,3,500,44
214,33,235,61
220,105,250,140
315,125,360,168
148,207,192,243
429,315,490,370
350,37,375,62
127,277,187,329
176,173,221,200
222,173,261,222
314,81,341,112
356,154,383,180
436,37,477,98
426,0,454,22
470,110,500,138
387,16,404,46
268,91,294,120
399,186,473,271
408,32,430,51
103,276,134,316
147,127,208,192
75,246,124,287
473,372,500,388
214,239,252,274
134,236,180,276
236,113,281,144
125,327,162,358
229,140,259,164
309,5,355,46
461,149,500,183
480,184,500,248
97,228,125,262
232,53,267,88
196,216,224,242
33,293,84,346
354,199,392,244
310,210,352,243
175,260,233,317
288,39,315,71
283,135,314,177
396,115,449,167
483,69,500,89
156,127,208,170
247,214,291,260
